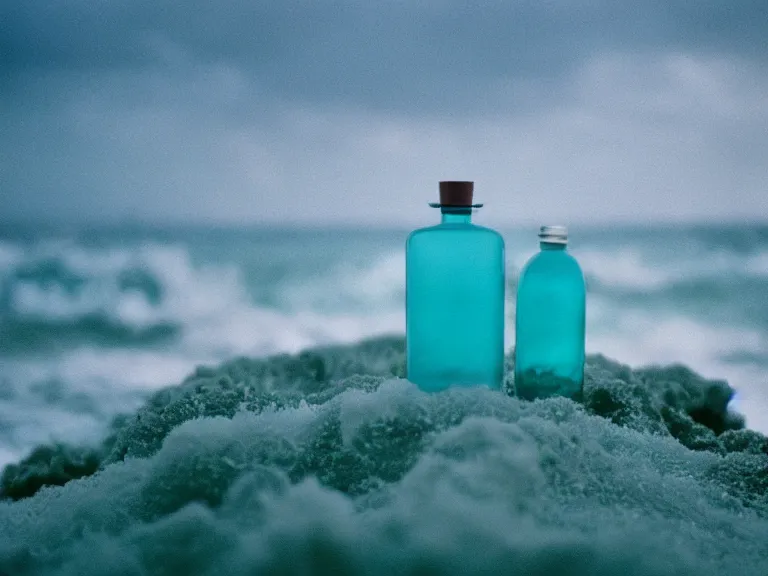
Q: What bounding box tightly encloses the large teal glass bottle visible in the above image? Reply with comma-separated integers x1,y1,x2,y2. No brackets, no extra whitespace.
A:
514,226,585,400
406,181,505,392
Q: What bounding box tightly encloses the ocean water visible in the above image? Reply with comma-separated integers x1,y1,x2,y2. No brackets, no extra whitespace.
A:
1,223,766,467
0,222,767,574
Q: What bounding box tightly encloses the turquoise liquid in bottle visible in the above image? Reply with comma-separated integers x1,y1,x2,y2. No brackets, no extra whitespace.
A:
406,181,505,392
514,226,585,401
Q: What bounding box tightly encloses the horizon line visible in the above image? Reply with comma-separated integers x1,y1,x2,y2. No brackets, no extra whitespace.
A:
3,214,768,232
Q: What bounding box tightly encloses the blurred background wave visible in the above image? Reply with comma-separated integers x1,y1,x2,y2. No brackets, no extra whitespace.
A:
1,222,766,466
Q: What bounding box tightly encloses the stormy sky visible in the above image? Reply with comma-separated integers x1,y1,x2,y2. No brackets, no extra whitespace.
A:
2,1,767,226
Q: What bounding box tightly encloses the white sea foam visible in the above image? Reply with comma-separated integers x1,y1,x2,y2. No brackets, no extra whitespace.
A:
574,246,768,290
279,251,405,311
7,241,176,327
1,347,766,575
575,248,673,289
746,250,768,276
586,307,768,433
0,241,22,271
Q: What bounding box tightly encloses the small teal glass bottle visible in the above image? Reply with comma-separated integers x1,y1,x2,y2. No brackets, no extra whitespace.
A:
406,181,505,392
515,226,585,401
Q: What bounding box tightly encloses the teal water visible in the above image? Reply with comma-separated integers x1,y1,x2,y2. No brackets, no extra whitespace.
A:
0,222,767,574
515,241,586,400
406,210,505,391
1,222,768,467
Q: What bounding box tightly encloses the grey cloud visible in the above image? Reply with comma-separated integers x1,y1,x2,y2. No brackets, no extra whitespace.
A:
3,1,767,113
2,55,766,226
1,2,766,225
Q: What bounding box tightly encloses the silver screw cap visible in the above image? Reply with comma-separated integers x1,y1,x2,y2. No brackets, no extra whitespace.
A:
539,225,568,244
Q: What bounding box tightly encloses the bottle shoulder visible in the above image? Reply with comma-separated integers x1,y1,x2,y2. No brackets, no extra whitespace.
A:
407,224,504,245
407,225,439,241
473,224,505,243
519,250,584,281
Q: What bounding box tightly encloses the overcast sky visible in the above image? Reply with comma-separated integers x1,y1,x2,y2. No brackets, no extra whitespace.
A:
1,1,767,226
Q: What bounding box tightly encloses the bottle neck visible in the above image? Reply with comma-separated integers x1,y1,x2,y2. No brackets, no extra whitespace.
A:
440,208,472,224
540,241,566,251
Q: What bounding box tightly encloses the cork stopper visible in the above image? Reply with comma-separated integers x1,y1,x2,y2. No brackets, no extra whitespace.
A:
429,181,483,208
439,181,474,206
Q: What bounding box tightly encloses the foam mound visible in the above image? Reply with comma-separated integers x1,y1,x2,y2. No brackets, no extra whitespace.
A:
1,336,767,575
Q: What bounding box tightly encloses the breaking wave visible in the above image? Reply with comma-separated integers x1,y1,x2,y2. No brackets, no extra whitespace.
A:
0,239,405,358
